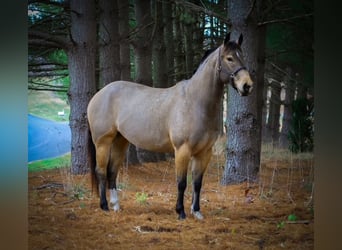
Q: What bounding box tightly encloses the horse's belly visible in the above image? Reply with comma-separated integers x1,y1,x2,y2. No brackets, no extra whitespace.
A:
125,134,174,153
118,123,174,153
133,138,174,153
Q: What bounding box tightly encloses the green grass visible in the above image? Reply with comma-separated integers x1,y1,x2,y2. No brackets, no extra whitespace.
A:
28,90,70,122
135,192,148,205
28,153,71,172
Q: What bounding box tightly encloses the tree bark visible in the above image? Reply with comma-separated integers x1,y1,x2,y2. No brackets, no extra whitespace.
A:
261,82,271,142
269,80,281,147
118,0,131,81
133,0,153,86
192,0,205,69
255,23,267,152
68,0,97,174
183,11,194,78
279,67,295,148
163,1,175,86
222,0,263,185
173,8,185,82
126,143,140,165
152,0,168,88
296,81,308,100
98,0,120,87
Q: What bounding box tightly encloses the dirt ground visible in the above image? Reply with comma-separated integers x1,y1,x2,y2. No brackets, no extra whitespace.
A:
28,155,314,249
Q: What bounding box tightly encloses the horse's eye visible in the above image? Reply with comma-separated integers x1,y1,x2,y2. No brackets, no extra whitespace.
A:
227,57,233,62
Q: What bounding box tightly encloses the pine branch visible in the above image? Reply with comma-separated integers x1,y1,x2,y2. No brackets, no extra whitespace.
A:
29,30,69,49
261,0,284,18
29,15,70,31
245,0,256,21
29,71,68,77
258,13,313,26
28,0,70,9
28,86,68,92
269,62,298,84
29,61,68,71
29,62,67,68
29,39,63,49
28,79,68,92
29,81,67,88
128,21,155,47
172,0,231,26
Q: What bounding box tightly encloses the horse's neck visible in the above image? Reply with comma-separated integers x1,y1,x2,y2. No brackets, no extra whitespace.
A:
187,50,224,114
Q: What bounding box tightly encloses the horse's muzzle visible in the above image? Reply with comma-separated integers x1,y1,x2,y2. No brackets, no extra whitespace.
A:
241,83,252,96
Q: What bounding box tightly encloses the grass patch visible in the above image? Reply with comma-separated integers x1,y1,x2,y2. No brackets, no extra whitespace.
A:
135,192,148,205
28,90,70,122
28,153,71,172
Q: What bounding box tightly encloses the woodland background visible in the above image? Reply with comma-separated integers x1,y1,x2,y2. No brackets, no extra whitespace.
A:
28,0,313,184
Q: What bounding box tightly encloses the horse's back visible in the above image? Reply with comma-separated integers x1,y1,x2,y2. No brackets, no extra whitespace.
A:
87,81,178,151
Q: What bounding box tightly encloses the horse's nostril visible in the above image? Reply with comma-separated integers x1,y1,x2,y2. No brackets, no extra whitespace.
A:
243,84,250,92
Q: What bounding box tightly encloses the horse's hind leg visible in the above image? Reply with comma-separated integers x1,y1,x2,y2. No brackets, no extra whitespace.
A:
107,134,129,211
191,148,212,220
95,140,113,211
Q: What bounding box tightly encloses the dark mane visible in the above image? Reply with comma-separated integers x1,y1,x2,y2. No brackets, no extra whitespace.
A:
225,41,241,51
199,48,217,64
193,41,242,75
193,47,217,75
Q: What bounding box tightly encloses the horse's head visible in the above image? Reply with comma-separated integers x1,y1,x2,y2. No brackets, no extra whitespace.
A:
218,33,253,96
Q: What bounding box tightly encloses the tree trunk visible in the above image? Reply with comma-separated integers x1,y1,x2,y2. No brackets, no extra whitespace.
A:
183,11,194,78
261,82,271,142
163,1,175,86
296,81,308,100
192,3,204,69
255,23,267,152
269,80,281,147
118,0,131,81
279,67,295,148
173,8,185,82
133,0,153,86
152,0,168,88
98,0,120,87
126,143,140,165
68,0,97,174
222,0,262,185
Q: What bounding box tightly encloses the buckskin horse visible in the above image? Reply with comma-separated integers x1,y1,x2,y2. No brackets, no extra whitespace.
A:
87,32,253,220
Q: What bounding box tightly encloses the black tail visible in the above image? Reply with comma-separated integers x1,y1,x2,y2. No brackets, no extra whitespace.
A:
87,127,98,196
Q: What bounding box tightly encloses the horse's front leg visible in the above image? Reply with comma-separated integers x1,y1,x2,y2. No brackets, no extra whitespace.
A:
174,144,191,220
191,149,212,220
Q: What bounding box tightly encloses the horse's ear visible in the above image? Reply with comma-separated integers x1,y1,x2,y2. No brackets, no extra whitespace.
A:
224,32,231,45
237,34,243,46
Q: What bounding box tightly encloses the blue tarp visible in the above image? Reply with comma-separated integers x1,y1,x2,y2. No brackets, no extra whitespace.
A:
28,114,71,162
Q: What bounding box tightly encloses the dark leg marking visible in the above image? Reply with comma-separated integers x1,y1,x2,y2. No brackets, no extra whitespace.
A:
97,170,109,211
176,176,187,220
192,174,203,212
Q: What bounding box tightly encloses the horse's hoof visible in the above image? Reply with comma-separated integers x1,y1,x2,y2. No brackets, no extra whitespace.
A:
178,211,186,220
100,203,109,211
191,209,204,220
101,207,109,212
110,202,120,212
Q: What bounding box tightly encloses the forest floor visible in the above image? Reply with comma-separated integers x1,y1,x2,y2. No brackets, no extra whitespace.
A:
28,147,314,250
